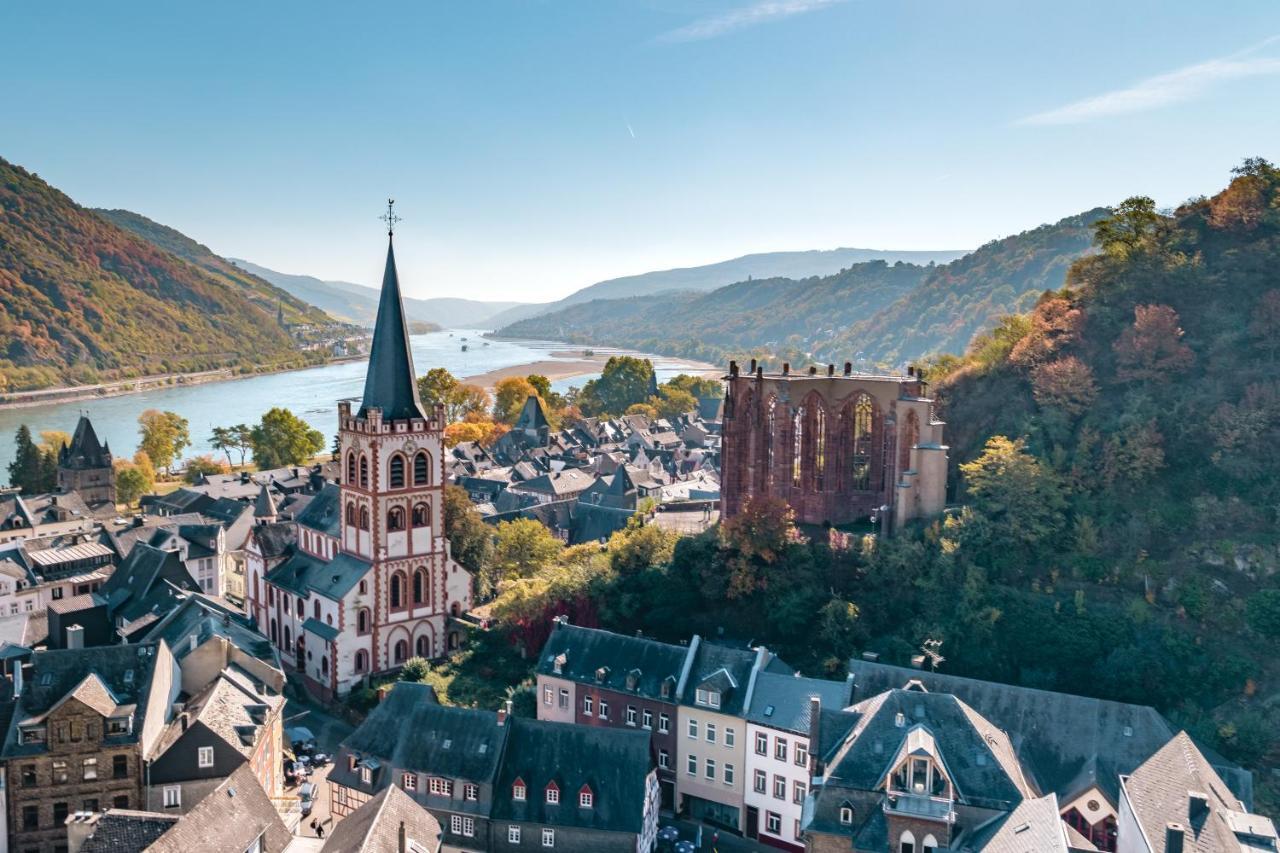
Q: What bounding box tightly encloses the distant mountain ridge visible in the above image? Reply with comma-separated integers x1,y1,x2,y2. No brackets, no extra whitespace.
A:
0,157,335,392
231,259,527,329
482,246,970,328
496,210,1107,367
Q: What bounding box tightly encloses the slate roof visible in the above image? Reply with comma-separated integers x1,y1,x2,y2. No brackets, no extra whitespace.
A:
144,763,292,853
253,483,278,519
679,639,764,716
140,594,279,669
515,395,550,431
332,683,507,790
250,522,297,559
956,793,1071,852
303,616,340,643
154,667,283,760
1119,731,1276,853
98,543,200,621
823,689,1033,811
492,716,654,834
746,670,854,734
265,548,370,600
296,483,341,538
2,642,161,759
60,414,112,470
79,810,179,853
536,622,689,702
320,784,442,853
513,468,596,497
847,659,1251,807
358,238,427,422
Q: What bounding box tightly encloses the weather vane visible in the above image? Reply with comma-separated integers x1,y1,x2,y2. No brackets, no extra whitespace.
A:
379,197,401,236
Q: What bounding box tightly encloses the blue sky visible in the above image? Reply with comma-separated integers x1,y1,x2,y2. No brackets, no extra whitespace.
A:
4,1,1280,302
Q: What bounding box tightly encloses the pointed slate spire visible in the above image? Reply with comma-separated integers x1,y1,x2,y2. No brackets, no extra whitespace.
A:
254,483,279,520
62,415,111,469
358,236,427,421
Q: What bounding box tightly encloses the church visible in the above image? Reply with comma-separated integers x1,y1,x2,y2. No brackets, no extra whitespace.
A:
246,224,473,699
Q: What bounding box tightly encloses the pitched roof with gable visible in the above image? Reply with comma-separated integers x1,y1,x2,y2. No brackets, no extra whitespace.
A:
140,594,280,670
680,640,763,716
295,483,341,538
2,642,162,759
492,716,654,834
79,810,180,853
253,483,278,518
154,667,283,761
358,238,427,422
846,659,1251,807
320,783,442,853
956,793,1071,852
264,548,370,601
536,622,689,702
331,683,507,792
746,670,854,734
144,763,292,853
98,543,200,621
1120,731,1276,853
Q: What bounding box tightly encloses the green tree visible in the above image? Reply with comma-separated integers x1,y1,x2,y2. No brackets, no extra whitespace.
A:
114,451,156,507
1094,196,1161,256
7,425,44,494
607,519,677,576
418,368,459,413
249,407,324,469
209,425,252,467
959,436,1066,556
443,485,493,577
1246,589,1280,639
184,454,228,483
493,377,540,425
398,657,431,682
578,356,655,416
662,374,723,400
488,518,563,594
653,387,698,420
138,409,191,475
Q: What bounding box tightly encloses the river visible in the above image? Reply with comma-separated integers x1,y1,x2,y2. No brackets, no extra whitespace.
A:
0,330,711,474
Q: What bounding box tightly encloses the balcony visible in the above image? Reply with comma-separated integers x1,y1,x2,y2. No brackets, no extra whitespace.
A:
884,793,955,823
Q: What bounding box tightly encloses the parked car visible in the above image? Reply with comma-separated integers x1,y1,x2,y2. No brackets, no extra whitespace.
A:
286,726,317,755
299,782,318,817
311,753,330,768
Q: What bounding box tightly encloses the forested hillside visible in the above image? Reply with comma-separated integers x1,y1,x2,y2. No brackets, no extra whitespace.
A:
497,210,1104,367
0,158,331,392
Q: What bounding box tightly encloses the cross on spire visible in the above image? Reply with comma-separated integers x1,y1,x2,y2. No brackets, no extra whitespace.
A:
379,198,401,236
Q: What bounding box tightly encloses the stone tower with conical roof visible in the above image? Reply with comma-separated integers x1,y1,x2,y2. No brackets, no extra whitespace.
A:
334,233,472,674
57,414,115,506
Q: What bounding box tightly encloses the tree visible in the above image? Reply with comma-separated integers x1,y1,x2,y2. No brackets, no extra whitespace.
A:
8,425,45,494
1246,589,1280,639
959,436,1066,555
249,408,325,469
1249,290,1280,363
493,377,540,425
443,485,493,577
607,519,677,576
38,430,71,457
488,518,563,594
398,657,431,682
451,384,491,422
663,374,723,400
1031,356,1098,417
444,421,488,448
653,387,698,420
577,356,655,416
184,454,228,484
817,597,862,662
624,403,658,419
418,368,459,413
1094,196,1161,256
114,451,156,506
138,410,191,475
719,495,796,599
209,425,252,467
1102,420,1166,487
1113,304,1195,383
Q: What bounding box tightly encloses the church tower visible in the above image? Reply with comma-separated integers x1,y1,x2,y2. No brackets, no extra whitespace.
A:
57,414,115,506
335,213,472,670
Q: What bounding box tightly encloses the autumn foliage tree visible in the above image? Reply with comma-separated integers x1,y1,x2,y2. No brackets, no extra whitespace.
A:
1112,304,1194,383
1031,356,1098,417
718,495,797,599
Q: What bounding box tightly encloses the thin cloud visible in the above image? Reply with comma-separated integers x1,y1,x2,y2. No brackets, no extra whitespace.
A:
1018,37,1280,126
625,120,636,139
656,0,846,44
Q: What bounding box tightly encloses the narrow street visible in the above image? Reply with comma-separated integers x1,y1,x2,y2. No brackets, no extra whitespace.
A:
283,690,354,841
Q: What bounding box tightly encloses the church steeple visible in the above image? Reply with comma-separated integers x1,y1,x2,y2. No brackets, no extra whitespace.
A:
358,201,426,422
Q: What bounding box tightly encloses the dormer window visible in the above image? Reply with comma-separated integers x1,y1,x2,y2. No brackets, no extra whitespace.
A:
20,726,46,745
553,653,567,675
660,678,674,699
626,669,641,690
595,666,609,684
578,786,593,808
545,782,560,804
513,779,526,801
840,803,854,825
696,688,721,709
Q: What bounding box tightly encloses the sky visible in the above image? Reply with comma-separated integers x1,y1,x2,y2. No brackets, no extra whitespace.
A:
4,1,1280,303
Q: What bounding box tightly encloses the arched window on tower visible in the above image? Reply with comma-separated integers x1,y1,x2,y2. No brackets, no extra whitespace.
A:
413,568,427,605
390,573,405,609
346,503,356,527
764,396,778,490
359,506,370,530
413,451,431,486
394,639,408,664
791,404,805,487
389,454,405,489
356,608,369,634
346,451,356,485
416,634,430,658
899,830,916,853
412,503,430,527
354,649,368,673
851,394,874,491
387,507,405,532
812,401,827,490
359,454,369,488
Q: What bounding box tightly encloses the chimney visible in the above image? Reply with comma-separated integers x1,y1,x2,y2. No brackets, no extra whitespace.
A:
729,360,738,377
808,365,817,376
1165,823,1185,853
66,624,85,650
782,363,790,376
67,811,103,853
756,366,763,379
398,821,408,853
749,358,757,373
1188,791,1210,822
844,362,852,376
498,699,512,726
908,365,915,377
808,696,823,775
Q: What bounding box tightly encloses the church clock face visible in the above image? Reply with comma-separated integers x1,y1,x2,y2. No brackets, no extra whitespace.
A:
404,440,418,454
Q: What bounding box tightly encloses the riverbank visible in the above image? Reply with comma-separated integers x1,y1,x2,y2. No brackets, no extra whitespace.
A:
462,350,719,390
0,355,365,412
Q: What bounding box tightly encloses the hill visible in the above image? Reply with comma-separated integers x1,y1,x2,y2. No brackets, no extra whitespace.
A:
484,246,969,328
497,210,1104,367
0,157,331,392
231,258,524,329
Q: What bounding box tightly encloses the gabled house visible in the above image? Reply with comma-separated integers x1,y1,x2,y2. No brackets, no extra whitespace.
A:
319,784,442,853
